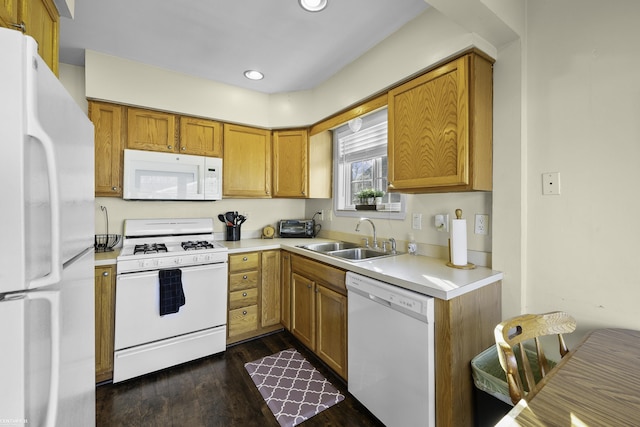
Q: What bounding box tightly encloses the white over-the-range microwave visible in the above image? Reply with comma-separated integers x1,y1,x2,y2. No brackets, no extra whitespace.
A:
123,149,222,201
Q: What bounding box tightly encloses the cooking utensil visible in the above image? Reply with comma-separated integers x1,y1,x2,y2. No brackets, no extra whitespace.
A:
217,214,232,226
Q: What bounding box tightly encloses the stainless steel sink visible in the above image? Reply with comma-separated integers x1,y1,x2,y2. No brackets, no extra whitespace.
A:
298,241,400,262
327,247,395,261
299,241,361,252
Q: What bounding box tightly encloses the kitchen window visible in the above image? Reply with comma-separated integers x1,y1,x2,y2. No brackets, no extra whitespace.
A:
333,108,405,219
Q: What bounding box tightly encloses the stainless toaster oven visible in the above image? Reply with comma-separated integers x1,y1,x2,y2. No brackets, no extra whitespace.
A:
279,219,315,238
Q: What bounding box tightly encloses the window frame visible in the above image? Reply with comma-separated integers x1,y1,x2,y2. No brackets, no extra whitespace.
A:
332,108,406,220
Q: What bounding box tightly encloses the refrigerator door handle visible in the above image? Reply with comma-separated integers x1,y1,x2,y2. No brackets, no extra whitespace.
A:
24,50,62,290
27,290,61,427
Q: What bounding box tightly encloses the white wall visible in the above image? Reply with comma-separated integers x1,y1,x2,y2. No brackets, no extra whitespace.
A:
522,0,640,344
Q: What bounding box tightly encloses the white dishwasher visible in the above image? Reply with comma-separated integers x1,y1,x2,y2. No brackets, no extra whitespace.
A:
346,272,435,427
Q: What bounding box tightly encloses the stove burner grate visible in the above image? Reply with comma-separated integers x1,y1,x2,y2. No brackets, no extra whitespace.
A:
134,243,168,255
181,240,215,251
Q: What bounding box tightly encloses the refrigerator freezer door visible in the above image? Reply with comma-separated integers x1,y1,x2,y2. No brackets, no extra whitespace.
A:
0,28,94,294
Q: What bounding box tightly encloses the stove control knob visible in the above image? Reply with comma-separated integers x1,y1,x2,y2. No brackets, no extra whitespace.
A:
193,256,199,263
174,257,182,265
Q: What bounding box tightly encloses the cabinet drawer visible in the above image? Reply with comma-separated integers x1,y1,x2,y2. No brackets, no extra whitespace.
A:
229,252,260,272
229,288,258,309
228,305,258,337
229,270,259,291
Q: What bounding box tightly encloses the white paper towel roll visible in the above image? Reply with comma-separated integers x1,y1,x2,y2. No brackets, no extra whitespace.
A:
451,218,468,266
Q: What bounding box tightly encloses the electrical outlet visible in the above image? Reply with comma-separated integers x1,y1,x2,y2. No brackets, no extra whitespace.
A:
412,213,422,230
475,214,489,235
435,214,449,232
319,210,324,221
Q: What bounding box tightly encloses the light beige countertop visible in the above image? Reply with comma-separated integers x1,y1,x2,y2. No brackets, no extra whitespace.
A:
94,249,119,266
94,238,502,300
224,238,503,300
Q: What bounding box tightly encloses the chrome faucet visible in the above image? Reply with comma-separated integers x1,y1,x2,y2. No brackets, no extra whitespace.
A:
356,218,378,249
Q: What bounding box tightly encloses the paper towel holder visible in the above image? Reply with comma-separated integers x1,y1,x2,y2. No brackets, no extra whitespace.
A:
446,208,476,269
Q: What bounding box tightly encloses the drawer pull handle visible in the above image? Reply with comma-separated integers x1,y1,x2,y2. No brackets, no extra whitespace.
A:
242,310,248,315
242,292,248,297
243,275,248,280
243,256,248,261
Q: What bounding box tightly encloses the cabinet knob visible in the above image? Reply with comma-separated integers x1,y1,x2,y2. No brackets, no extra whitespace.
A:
243,256,248,261
181,146,186,151
307,284,312,289
167,145,173,149
242,310,248,316
111,186,118,191
102,271,109,276
242,292,248,297
243,275,248,280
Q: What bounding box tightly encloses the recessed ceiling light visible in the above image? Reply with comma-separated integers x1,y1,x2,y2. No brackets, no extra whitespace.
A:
299,0,328,12
244,70,264,80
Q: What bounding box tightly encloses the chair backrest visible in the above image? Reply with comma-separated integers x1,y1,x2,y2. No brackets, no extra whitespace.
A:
494,311,577,404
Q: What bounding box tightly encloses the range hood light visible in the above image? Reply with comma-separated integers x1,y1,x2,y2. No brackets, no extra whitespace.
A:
244,70,264,80
299,0,328,12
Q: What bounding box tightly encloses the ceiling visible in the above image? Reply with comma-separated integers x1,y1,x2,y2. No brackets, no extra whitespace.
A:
59,0,430,94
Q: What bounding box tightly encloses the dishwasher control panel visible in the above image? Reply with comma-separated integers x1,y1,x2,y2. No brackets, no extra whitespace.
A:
345,271,433,321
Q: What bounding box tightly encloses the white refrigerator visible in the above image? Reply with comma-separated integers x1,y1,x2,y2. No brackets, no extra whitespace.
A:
0,28,96,426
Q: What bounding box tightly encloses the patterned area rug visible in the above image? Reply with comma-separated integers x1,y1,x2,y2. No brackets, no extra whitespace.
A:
244,348,345,427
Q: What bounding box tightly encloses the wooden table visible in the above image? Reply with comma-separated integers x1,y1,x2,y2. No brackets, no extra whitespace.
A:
498,328,640,426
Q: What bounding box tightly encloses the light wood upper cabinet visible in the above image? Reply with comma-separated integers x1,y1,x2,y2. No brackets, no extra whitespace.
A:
95,265,116,383
2,0,59,75
126,107,177,153
273,129,308,198
178,116,223,157
89,101,124,197
0,0,19,28
223,124,272,198
388,51,493,193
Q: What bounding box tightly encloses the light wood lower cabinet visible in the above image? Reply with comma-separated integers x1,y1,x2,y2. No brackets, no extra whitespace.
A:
94,265,116,383
290,254,347,379
227,250,282,344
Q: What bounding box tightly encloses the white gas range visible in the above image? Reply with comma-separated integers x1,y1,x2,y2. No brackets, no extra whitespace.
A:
113,218,229,383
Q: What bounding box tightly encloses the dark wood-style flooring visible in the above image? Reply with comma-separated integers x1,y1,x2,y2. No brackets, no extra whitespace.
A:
96,331,384,426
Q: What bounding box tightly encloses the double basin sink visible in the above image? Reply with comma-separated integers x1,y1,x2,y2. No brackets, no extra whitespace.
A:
297,241,400,262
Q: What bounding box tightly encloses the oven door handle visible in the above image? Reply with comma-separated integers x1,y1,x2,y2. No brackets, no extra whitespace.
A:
118,262,227,278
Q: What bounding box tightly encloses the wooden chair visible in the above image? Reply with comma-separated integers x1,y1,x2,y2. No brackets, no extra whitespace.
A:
494,311,577,404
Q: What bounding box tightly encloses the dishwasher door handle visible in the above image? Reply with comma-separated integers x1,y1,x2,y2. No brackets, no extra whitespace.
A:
368,293,392,308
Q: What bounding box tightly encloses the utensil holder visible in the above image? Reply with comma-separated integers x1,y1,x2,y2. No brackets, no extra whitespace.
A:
226,225,241,241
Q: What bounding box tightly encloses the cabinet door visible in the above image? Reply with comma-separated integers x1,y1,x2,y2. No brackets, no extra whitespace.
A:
179,116,223,157
20,0,59,75
0,0,18,28
291,272,315,350
127,107,177,153
261,250,281,328
316,284,347,379
223,124,272,198
388,55,469,190
273,129,308,198
89,101,124,197
280,251,292,330
95,265,116,383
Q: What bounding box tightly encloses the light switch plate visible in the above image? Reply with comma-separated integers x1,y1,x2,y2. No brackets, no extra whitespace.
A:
412,213,422,230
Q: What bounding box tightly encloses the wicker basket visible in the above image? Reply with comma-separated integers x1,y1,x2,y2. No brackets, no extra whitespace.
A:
94,234,121,252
